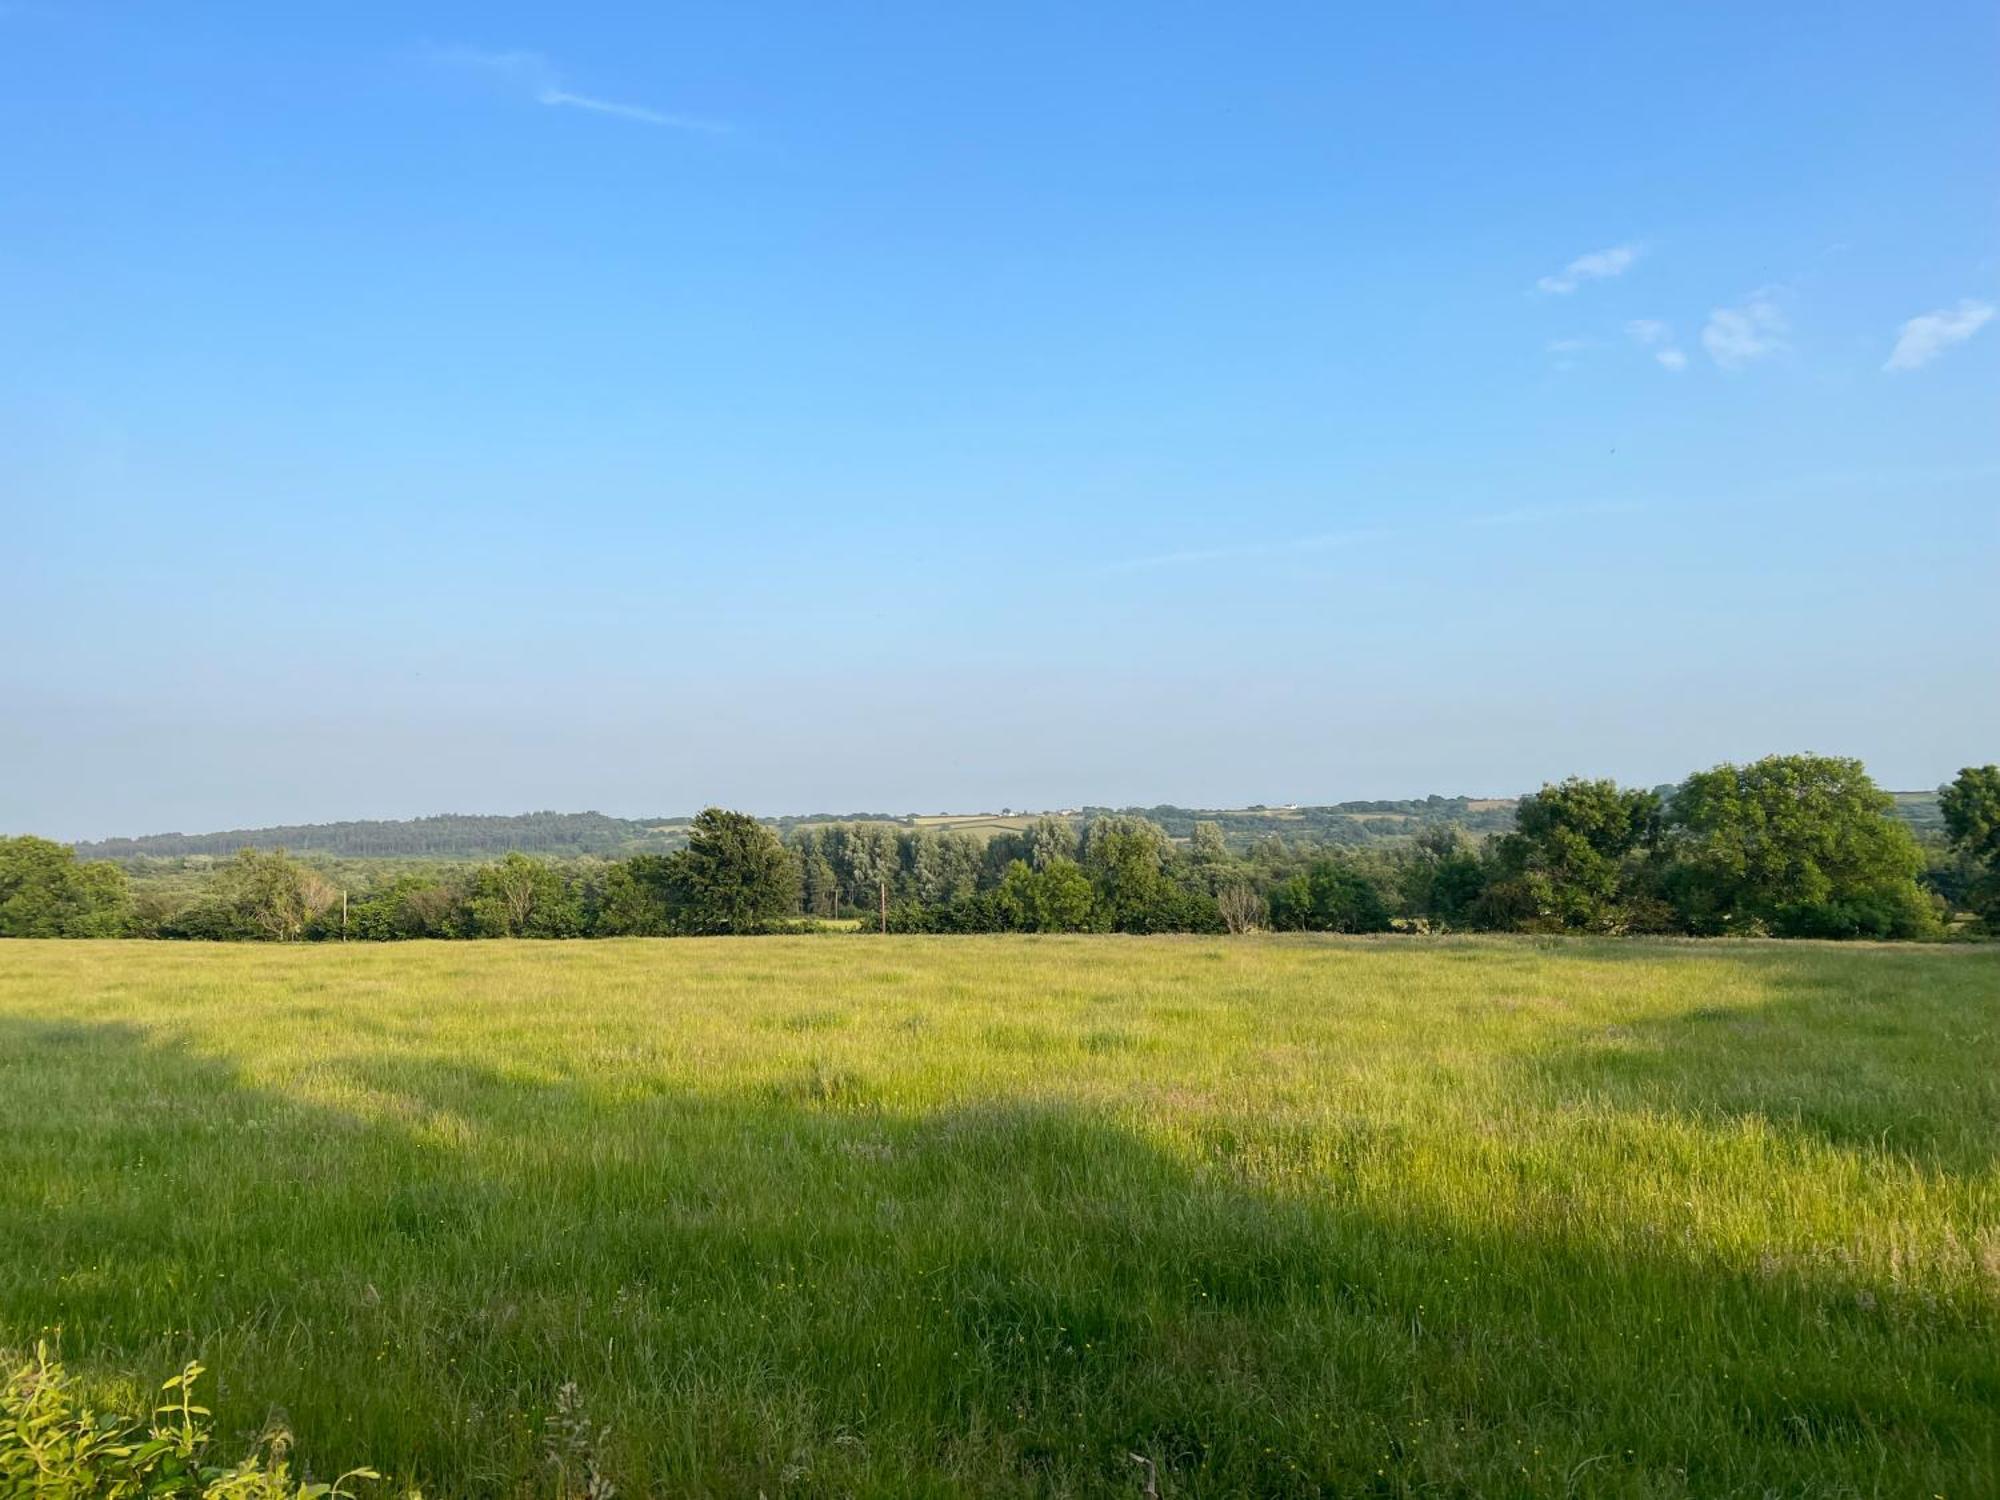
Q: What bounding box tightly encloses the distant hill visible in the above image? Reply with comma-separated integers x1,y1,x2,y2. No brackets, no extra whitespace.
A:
72,790,1947,862
74,811,690,862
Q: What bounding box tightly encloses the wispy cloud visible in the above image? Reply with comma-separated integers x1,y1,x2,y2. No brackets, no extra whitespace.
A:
1536,244,1641,295
1701,292,1786,369
425,45,729,133
1883,299,1994,373
1626,318,1688,372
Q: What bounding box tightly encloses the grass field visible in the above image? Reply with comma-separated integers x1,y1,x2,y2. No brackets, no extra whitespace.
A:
2,937,1995,1498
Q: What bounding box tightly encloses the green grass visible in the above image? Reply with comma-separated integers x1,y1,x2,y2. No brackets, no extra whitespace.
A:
1,936,1995,1498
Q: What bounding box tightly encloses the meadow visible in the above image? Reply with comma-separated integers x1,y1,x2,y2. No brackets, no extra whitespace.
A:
1,936,1995,1498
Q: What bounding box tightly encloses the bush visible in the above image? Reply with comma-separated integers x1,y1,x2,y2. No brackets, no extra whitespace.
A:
1268,860,1393,933
1768,886,1943,941
0,1345,401,1498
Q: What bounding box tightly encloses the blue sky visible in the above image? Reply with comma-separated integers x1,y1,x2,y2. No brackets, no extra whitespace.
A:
4,2,1995,838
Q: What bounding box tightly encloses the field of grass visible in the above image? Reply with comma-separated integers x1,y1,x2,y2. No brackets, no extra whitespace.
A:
2,937,1995,1497
904,815,1042,840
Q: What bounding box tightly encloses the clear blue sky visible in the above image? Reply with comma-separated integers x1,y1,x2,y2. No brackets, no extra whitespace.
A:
4,2,1995,839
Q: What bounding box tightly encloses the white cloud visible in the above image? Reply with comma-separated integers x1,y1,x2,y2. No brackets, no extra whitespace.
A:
1626,319,1687,372
1883,299,1994,373
426,45,728,132
1702,293,1787,369
1536,244,1640,295
1545,337,1596,354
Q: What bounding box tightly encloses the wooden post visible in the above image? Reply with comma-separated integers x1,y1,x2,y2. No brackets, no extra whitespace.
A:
878,876,888,934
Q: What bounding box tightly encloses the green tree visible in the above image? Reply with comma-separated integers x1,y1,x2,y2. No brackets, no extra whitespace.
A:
900,830,982,906
797,845,840,920
1663,754,1937,938
1023,816,1080,871
0,836,131,937
1188,821,1229,863
1401,825,1489,931
469,853,579,938
596,854,680,935
667,807,798,934
994,858,1098,932
1485,778,1662,933
1938,765,2000,923
196,848,338,941
349,873,465,939
1268,858,1393,933
1079,816,1182,931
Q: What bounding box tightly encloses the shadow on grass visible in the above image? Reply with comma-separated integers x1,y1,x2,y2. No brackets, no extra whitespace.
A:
1,1014,1995,1498
1515,946,2000,1177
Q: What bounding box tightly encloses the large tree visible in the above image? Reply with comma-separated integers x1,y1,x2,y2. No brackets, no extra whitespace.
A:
1023,816,1080,871
1078,816,1177,931
192,848,339,941
1401,825,1489,932
597,854,681,935
994,858,1098,932
0,836,130,937
667,808,798,934
469,853,579,938
1940,765,2000,922
1662,754,1935,938
1483,778,1662,932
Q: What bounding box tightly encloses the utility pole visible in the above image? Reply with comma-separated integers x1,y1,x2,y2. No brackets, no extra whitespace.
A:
341,889,348,942
878,875,888,934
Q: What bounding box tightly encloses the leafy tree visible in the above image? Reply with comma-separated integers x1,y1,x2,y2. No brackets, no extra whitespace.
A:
1079,816,1187,932
667,807,798,934
1268,858,1393,933
994,858,1098,932
469,853,579,938
822,823,897,911
902,830,983,905
796,845,839,919
1188,820,1229,863
1662,755,1936,938
202,848,339,941
1938,765,2000,923
349,873,465,939
1484,778,1662,933
1401,825,1489,931
1940,765,2000,863
0,836,130,937
1024,816,1080,871
596,854,681,935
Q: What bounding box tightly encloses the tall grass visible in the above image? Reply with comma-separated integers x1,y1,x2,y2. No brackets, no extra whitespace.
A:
1,936,1994,1496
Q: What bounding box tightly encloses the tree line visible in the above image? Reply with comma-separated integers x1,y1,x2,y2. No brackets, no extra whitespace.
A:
69,796,1523,863
6,757,1997,943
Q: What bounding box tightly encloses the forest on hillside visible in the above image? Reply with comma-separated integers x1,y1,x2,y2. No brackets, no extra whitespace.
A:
66,791,1937,863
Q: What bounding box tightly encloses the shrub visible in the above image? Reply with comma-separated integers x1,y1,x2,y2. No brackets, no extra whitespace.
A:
0,1345,402,1498
1268,859,1393,933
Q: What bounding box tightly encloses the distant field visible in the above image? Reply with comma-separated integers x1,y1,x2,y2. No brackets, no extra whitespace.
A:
2,937,1995,1497
906,814,1042,839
